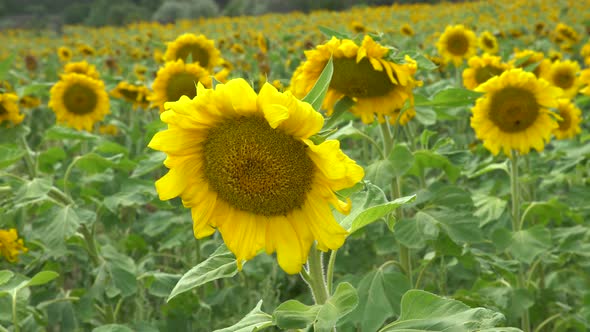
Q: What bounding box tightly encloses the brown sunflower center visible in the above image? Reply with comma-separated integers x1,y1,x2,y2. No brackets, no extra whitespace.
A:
0,103,7,115
488,87,539,132
558,109,571,131
176,44,210,68
446,32,469,56
483,37,495,50
63,84,98,115
475,65,504,84
203,116,314,216
165,72,199,102
552,68,574,89
330,57,395,98
119,87,139,101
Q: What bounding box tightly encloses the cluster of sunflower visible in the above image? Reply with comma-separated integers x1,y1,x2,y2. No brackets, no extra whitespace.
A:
0,228,28,263
0,81,35,126
435,24,586,157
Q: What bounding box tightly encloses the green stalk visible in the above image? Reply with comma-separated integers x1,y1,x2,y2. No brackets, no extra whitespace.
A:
510,153,530,332
326,249,338,295
304,245,329,305
80,224,101,267
20,136,37,179
11,291,19,332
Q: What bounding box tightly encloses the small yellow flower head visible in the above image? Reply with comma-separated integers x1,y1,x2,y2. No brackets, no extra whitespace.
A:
57,46,73,62
0,228,28,263
437,25,478,66
0,92,24,126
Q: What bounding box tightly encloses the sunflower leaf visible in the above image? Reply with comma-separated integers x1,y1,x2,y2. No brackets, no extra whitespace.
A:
0,54,15,81
318,26,350,39
302,56,333,112
214,300,274,332
324,96,355,129
167,244,238,302
0,144,25,169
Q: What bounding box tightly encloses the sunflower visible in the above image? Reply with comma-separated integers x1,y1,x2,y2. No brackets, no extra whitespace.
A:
19,95,41,109
542,60,581,99
149,59,212,113
63,61,100,79
478,31,499,54
554,23,580,45
163,33,221,71
510,49,550,78
99,124,119,136
463,54,511,90
581,42,590,66
78,44,96,57
48,73,110,131
111,81,151,110
290,35,420,125
134,64,148,81
400,23,415,37
553,99,582,140
471,68,562,156
149,79,364,274
436,25,478,66
0,228,28,263
57,46,73,62
350,21,367,34
0,93,24,126
257,33,268,54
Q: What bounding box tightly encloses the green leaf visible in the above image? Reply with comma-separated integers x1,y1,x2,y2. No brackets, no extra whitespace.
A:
0,54,15,80
315,282,358,332
337,182,387,229
473,194,507,227
43,126,98,141
168,245,238,302
145,272,181,298
394,213,438,249
365,159,394,189
379,290,510,332
349,195,416,234
0,271,14,286
38,147,67,172
389,144,414,177
324,96,355,129
272,300,320,329
38,205,83,248
318,26,350,39
103,180,156,213
424,209,485,244
415,107,437,126
349,267,410,332
415,88,484,108
509,225,551,264
131,152,166,178
408,150,461,182
15,178,52,201
214,300,274,332
0,144,25,169
467,161,509,178
302,56,333,111
26,271,59,287
92,324,134,332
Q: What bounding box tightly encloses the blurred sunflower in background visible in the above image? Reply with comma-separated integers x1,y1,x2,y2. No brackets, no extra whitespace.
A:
400,23,415,37
19,95,41,109
163,33,221,71
463,54,511,90
149,59,212,113
478,31,499,54
542,59,582,99
510,49,550,78
291,35,420,125
111,81,151,110
48,73,110,131
437,24,477,66
471,68,562,156
0,92,24,126
63,61,100,79
149,79,364,274
552,98,581,140
0,228,28,263
57,46,73,62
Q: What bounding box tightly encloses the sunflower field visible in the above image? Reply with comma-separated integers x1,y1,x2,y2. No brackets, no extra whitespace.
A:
1,0,590,331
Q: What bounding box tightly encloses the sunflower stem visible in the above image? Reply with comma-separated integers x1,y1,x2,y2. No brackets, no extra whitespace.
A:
19,136,37,179
11,291,19,332
80,224,101,267
379,121,393,156
305,245,329,305
326,249,338,295
510,152,531,332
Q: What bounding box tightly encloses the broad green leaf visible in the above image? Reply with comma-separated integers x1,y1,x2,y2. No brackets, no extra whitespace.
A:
131,151,166,178
38,205,82,248
26,271,59,287
43,126,99,141
365,159,394,189
467,161,509,178
473,194,507,227
415,88,484,108
424,209,485,244
315,282,358,332
110,267,137,298
0,271,14,286
509,225,551,264
408,150,460,182
272,300,320,329
379,290,510,332
394,213,438,249
337,182,387,229
76,153,119,173
302,56,333,111
92,324,134,332
15,178,52,201
38,147,67,172
349,195,416,234
214,300,274,332
348,267,410,332
103,180,156,213
168,245,238,302
0,144,25,169
415,107,437,126
389,144,414,177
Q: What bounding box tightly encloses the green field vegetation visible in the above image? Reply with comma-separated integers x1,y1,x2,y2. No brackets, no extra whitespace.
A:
1,0,590,331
